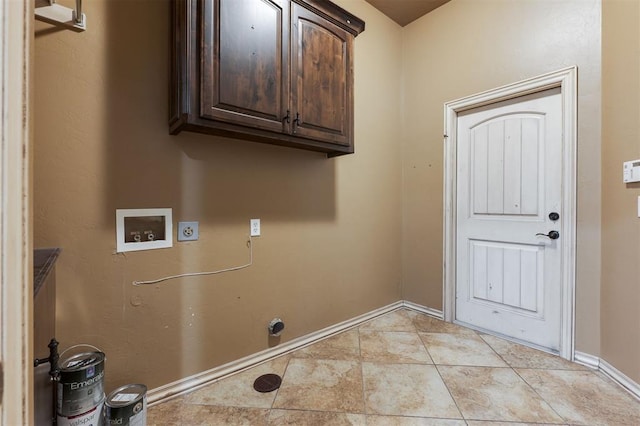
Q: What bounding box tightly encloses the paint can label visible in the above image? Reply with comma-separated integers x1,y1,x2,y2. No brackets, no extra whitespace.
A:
57,374,105,416
56,400,104,426
105,384,147,426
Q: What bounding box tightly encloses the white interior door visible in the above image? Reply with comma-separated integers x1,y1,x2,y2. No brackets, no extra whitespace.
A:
455,88,563,352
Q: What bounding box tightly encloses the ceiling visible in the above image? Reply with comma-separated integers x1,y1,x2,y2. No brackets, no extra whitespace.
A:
364,0,452,26
34,0,450,29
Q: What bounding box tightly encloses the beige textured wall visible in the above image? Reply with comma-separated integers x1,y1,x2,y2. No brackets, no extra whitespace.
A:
401,0,602,355
601,0,640,384
34,0,402,391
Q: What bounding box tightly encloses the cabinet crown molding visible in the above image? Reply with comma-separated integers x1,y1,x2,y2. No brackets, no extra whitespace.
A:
293,0,365,36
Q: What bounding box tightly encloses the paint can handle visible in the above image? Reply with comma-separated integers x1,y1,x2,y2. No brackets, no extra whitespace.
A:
59,343,105,362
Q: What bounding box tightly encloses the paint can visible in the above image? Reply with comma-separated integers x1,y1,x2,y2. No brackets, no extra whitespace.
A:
56,351,106,425
105,383,147,426
56,401,104,426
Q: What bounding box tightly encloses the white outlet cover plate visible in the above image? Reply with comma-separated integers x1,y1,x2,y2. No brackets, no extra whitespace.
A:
250,218,261,236
178,221,199,241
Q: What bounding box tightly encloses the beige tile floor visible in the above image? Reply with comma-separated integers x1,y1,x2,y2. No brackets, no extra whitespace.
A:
147,309,640,425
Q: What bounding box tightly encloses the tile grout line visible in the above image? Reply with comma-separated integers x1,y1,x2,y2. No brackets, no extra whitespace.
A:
432,363,466,422
265,353,292,420
478,332,586,424
356,325,369,420
433,329,568,424
510,367,569,425
413,320,436,366
409,310,467,422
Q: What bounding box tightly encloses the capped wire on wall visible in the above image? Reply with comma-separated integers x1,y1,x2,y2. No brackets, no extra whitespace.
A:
132,236,254,286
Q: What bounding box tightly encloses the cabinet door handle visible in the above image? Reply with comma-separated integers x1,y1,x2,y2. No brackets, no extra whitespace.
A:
283,110,291,124
293,112,301,127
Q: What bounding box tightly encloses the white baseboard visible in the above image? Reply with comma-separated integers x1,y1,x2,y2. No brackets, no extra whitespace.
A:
600,358,640,401
574,351,600,369
149,301,640,407
574,351,640,401
147,301,404,405
402,301,444,319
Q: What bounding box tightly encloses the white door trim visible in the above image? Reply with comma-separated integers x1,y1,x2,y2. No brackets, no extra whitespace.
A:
1,0,33,423
443,67,577,360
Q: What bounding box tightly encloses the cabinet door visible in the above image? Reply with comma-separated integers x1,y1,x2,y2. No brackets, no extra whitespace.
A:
291,3,353,147
201,0,290,133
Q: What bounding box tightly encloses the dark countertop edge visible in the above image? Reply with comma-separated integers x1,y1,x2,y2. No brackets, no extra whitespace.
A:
34,248,61,297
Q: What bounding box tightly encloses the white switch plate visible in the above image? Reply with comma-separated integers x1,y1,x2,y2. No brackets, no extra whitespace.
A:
250,219,261,237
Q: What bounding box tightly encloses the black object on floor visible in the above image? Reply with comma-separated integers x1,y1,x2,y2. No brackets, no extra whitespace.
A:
253,373,282,393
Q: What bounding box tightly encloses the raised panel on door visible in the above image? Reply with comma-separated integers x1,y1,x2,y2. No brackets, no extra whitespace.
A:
470,115,544,218
291,3,351,147
200,0,289,133
468,240,544,316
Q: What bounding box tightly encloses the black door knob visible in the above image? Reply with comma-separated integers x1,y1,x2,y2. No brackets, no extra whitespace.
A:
536,231,560,240
549,212,560,221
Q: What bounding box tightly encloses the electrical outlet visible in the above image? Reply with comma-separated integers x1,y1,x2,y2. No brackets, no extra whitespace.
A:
250,219,261,237
178,221,199,241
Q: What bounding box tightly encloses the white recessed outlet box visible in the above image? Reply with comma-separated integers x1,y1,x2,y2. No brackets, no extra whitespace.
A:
623,159,640,183
178,221,199,241
250,219,261,237
116,208,173,252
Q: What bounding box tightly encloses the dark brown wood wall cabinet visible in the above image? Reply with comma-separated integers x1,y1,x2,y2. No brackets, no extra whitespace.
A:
170,0,365,157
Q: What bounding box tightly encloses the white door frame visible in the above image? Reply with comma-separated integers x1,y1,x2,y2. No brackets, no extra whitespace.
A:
443,67,577,360
1,0,33,424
